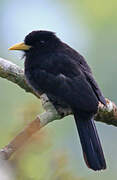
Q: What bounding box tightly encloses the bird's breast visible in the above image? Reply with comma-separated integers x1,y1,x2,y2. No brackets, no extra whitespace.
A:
24,57,44,93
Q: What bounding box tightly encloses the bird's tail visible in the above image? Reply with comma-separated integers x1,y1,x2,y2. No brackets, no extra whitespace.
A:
74,111,106,171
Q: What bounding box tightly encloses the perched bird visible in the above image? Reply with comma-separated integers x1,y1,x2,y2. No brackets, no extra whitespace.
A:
9,30,106,170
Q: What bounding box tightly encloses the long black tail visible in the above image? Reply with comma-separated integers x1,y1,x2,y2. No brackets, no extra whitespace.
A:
74,112,106,171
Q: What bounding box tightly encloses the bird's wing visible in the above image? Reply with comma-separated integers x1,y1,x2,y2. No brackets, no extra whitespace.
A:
74,55,106,105
32,68,98,113
83,71,106,105
62,46,106,106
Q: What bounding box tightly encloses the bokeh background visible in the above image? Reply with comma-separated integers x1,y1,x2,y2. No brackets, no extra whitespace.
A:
0,0,117,179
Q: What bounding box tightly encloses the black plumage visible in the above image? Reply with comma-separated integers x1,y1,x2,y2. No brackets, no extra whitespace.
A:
11,30,107,170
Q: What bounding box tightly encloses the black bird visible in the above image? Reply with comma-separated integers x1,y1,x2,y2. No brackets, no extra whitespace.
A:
9,30,106,170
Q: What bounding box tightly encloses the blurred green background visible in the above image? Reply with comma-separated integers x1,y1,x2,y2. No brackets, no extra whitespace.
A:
0,0,117,179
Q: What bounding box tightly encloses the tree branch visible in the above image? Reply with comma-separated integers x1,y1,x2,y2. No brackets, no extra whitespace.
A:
0,57,117,160
0,57,39,97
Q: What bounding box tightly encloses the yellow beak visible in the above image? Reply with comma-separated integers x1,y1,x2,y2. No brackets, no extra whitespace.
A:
8,42,31,51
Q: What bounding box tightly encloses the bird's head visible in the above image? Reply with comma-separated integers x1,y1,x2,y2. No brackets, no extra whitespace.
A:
9,30,61,53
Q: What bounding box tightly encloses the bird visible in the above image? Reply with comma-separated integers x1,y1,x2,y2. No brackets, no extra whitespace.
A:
9,30,107,171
